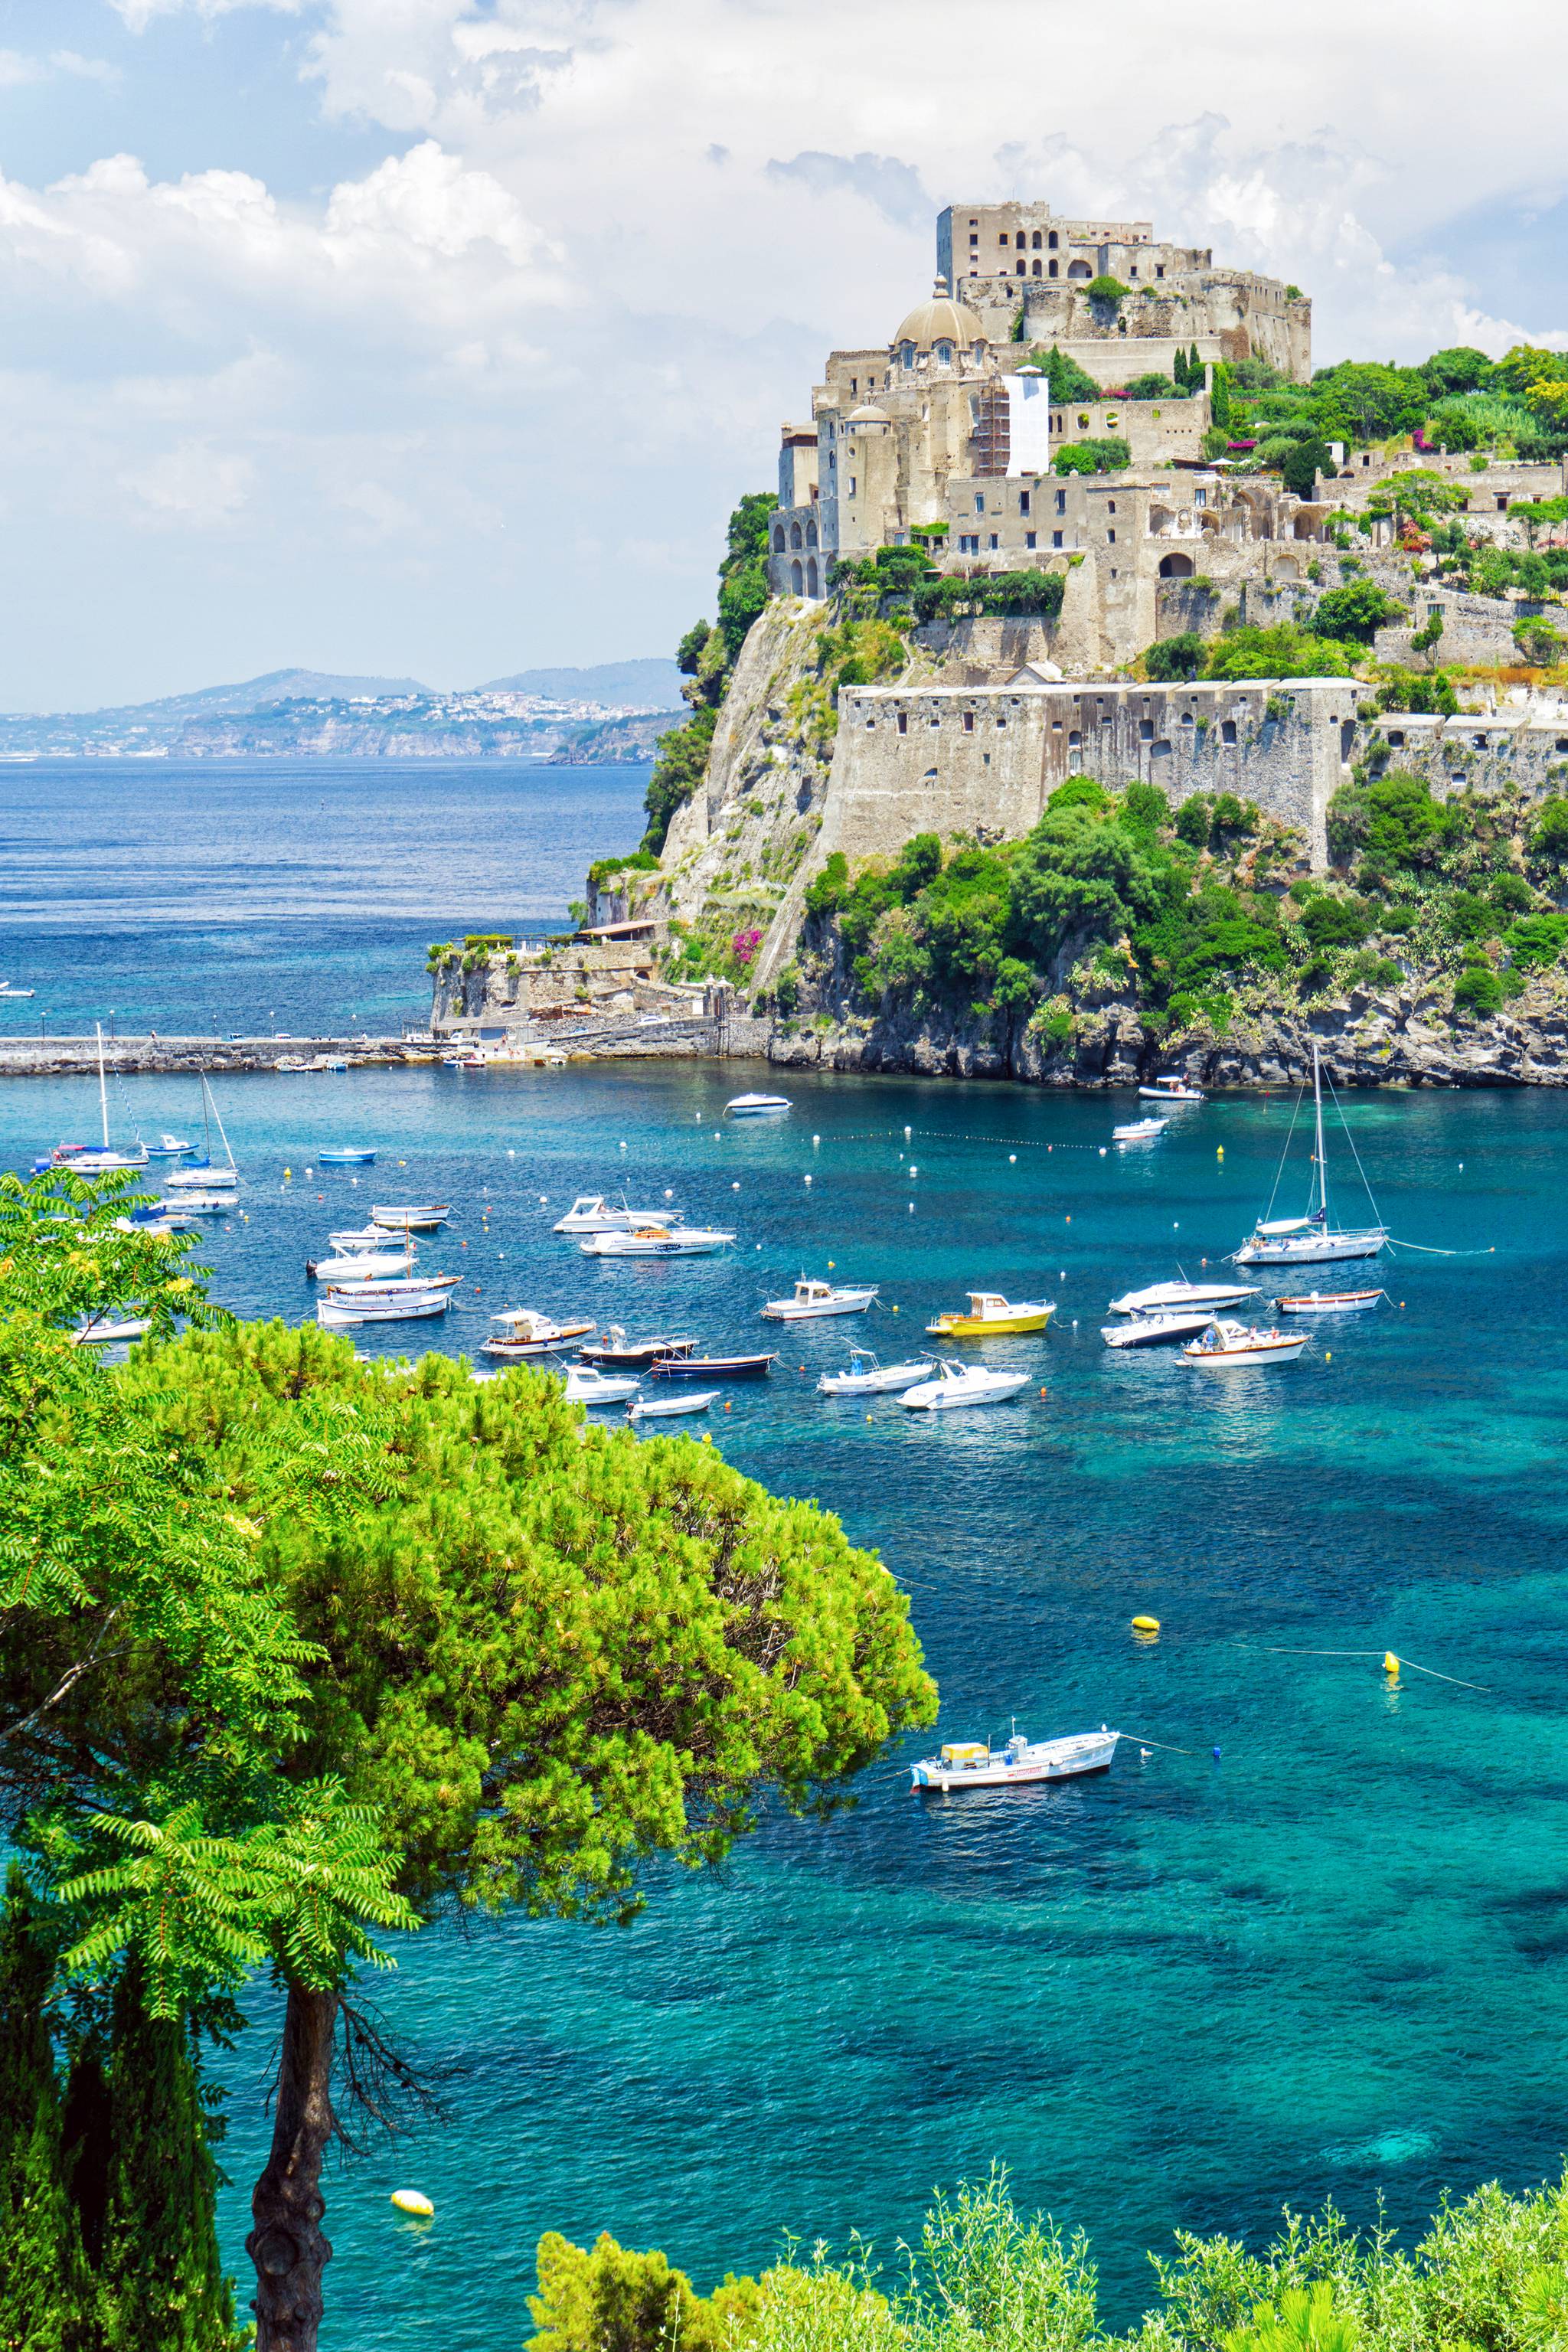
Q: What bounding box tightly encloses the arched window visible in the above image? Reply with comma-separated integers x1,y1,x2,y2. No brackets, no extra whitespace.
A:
805,554,819,596
790,559,804,595
1048,259,1058,278
1047,231,1059,250
1031,260,1041,276
1068,260,1092,279
900,342,915,369
936,341,952,365
805,519,818,547
1016,260,1025,276
789,521,802,549
772,527,786,553
1015,231,1026,248
1031,230,1042,249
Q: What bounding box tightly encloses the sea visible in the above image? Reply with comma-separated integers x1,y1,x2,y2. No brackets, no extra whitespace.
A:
5,760,1568,2349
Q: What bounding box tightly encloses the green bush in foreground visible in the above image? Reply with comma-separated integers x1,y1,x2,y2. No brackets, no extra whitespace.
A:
527,2167,1568,2352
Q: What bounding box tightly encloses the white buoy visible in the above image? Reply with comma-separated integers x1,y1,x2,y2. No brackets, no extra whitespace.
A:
508,1148,515,1157
619,1141,626,1151
812,1134,820,1147
904,1125,912,1139
909,1165,918,1178
1009,1154,1016,1163
731,1181,740,1190
665,1188,674,1198
908,1202,915,1213
1099,1146,1106,1157
805,1174,812,1184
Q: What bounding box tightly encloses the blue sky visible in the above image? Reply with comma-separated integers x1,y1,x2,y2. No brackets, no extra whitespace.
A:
0,0,1563,710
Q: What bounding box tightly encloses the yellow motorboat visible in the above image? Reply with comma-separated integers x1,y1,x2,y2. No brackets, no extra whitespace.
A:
925,1291,1056,1338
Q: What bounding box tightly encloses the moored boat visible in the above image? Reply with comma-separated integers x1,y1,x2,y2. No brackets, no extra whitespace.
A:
724,1093,790,1116
165,1165,237,1191
1276,1288,1386,1315
306,1248,414,1282
564,1366,641,1406
318,1147,377,1166
371,1204,450,1230
628,1388,720,1419
926,1292,1054,1338
647,1349,776,1380
1107,1279,1258,1316
74,1313,153,1345
580,1223,736,1258
1234,1043,1387,1267
1138,1077,1204,1103
317,1292,449,1328
901,1359,1031,1411
817,1350,934,1396
578,1326,695,1369
144,1133,195,1158
1113,1117,1167,1142
1101,1308,1218,1350
910,1728,1119,1790
1182,1318,1308,1367
760,1276,879,1321
479,1308,596,1359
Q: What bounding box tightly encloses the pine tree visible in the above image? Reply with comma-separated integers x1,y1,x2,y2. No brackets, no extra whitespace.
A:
0,1867,90,2352
96,1960,235,2352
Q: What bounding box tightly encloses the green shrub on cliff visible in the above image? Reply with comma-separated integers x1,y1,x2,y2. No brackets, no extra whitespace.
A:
638,492,776,854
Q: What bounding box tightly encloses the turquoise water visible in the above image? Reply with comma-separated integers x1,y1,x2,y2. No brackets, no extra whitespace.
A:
0,757,648,1036
5,1060,1566,2345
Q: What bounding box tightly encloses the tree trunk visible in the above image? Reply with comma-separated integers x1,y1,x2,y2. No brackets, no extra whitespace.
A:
247,1982,338,2352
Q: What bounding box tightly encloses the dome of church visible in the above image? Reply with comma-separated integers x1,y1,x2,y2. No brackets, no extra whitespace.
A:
847,402,892,422
892,279,985,351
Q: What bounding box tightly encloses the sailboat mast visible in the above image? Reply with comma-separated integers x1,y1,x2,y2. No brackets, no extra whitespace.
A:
1312,1041,1328,1224
96,1024,109,1150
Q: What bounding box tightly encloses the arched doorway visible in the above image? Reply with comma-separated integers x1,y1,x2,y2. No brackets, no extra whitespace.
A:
773,527,786,553
1158,552,1195,578
790,559,804,595
805,555,819,596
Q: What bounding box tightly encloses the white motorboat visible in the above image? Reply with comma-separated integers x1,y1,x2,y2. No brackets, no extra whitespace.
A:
480,1308,596,1359
1276,1289,1386,1315
1101,1309,1218,1350
1182,1318,1308,1367
1138,1076,1204,1103
317,1293,449,1328
628,1388,720,1419
817,1350,934,1396
564,1366,641,1406
318,1147,377,1166
1234,1042,1386,1267
74,1314,152,1345
761,1276,879,1321
328,1225,410,1251
910,1727,1120,1791
724,1093,791,1116
552,1194,683,1234
0,982,35,998
306,1249,413,1283
1113,1117,1168,1142
144,1133,195,1158
165,1165,237,1191
580,1223,736,1258
901,1359,1031,1411
371,1204,450,1230
1106,1279,1259,1317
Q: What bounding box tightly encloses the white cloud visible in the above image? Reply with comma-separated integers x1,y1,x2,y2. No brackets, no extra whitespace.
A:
122,439,256,521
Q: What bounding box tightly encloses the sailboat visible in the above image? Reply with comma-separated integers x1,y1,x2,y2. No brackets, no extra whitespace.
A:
1233,1043,1387,1268
67,1027,149,1173
164,1076,239,1193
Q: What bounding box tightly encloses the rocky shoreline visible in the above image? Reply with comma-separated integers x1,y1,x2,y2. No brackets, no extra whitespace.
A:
766,975,1568,1090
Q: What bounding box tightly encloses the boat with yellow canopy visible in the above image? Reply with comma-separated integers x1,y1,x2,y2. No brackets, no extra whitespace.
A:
925,1291,1055,1338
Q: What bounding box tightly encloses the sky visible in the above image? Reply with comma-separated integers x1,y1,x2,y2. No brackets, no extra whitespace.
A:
1,0,1566,710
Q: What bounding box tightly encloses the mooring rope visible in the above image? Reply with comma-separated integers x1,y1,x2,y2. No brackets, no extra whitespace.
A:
1243,1645,1491,1693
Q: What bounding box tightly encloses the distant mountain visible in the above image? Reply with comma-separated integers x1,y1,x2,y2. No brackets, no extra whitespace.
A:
68,669,433,724
477,658,684,707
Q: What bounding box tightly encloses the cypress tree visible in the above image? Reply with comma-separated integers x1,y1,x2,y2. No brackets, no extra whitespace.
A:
0,1867,90,2352
96,1959,235,2352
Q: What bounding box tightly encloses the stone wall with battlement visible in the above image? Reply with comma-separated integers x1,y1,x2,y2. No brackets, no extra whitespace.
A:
821,679,1357,870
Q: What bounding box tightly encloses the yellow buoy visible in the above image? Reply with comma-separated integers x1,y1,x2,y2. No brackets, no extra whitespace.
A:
1383,1651,1400,1677
1131,1614,1161,1635
390,2189,433,2219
